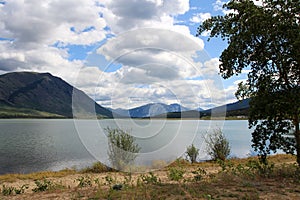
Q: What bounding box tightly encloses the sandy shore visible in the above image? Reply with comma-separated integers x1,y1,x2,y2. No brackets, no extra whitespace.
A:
0,155,299,199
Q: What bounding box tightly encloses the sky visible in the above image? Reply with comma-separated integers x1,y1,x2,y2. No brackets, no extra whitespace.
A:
0,0,249,110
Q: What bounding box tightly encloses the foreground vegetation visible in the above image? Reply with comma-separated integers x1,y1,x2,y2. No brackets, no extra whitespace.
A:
0,154,299,199
0,105,66,119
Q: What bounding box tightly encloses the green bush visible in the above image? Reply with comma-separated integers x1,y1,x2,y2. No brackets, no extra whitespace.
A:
32,179,52,192
106,127,141,171
205,128,230,161
168,167,185,182
76,176,92,187
192,168,207,181
13,184,29,194
140,172,161,185
81,162,113,173
1,185,14,196
104,175,115,186
186,144,199,163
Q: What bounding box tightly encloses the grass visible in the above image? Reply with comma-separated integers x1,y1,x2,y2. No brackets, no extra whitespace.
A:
0,105,65,118
0,154,299,199
0,169,77,183
80,162,115,173
92,158,299,199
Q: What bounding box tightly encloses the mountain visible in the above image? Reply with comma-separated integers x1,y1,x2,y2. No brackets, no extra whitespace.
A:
110,101,249,119
111,103,190,118
109,108,129,117
196,107,204,111
0,72,112,118
152,99,250,119
202,98,250,116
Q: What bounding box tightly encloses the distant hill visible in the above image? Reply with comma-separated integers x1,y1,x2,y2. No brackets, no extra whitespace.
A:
110,103,190,118
202,98,250,117
0,72,112,118
109,99,249,119
196,107,204,111
151,99,250,119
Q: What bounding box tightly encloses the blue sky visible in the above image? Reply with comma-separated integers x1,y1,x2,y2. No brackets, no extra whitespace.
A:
0,0,248,109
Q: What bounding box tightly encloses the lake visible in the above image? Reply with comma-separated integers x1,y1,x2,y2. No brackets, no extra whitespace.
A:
0,119,253,174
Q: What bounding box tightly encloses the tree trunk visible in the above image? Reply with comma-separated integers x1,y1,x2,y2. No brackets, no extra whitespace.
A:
294,115,300,166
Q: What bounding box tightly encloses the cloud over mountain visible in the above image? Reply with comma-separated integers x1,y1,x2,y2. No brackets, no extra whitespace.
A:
0,0,236,110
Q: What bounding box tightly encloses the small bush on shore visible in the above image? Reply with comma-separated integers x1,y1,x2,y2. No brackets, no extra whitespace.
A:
139,172,161,185
168,167,185,182
186,144,199,163
106,127,141,171
205,128,230,161
81,162,114,173
76,176,92,187
1,184,28,196
32,179,53,192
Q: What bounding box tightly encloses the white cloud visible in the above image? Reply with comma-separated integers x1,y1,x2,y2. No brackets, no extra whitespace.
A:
190,12,211,23
81,0,224,110
95,28,207,83
241,69,252,74
101,0,189,33
97,77,225,110
254,0,264,6
0,0,228,110
203,58,220,75
213,0,226,12
1,0,107,48
0,0,108,82
73,54,226,110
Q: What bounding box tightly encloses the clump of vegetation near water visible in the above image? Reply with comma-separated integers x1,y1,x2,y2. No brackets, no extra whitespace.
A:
205,128,231,161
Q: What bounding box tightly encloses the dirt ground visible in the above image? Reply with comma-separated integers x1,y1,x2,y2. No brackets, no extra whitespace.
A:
0,155,299,199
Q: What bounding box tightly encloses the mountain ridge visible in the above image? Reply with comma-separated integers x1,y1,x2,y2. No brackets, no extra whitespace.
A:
0,72,112,118
0,71,249,119
110,103,191,118
109,99,249,119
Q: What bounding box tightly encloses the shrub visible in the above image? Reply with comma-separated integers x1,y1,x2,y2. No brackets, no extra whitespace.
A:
192,168,207,181
205,128,230,161
106,127,141,171
32,179,52,192
81,162,113,173
140,172,161,185
14,184,29,194
168,157,190,167
104,175,115,186
1,185,14,196
1,184,29,196
168,167,185,182
186,144,199,163
76,176,92,187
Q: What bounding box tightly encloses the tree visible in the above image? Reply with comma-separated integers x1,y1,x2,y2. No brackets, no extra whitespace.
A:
205,128,231,161
197,0,300,165
106,128,141,170
186,144,199,163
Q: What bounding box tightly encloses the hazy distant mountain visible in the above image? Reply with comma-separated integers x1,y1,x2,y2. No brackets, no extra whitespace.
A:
196,107,204,111
0,72,112,118
109,108,129,117
203,98,250,116
153,99,250,118
110,103,190,118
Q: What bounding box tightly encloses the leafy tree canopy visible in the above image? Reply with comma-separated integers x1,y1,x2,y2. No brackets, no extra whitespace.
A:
197,0,300,165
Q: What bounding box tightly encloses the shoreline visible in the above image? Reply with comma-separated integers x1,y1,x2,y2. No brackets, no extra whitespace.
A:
0,154,298,199
0,154,294,178
0,117,248,120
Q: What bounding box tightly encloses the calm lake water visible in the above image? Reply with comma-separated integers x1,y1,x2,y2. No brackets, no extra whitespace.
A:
0,119,253,174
